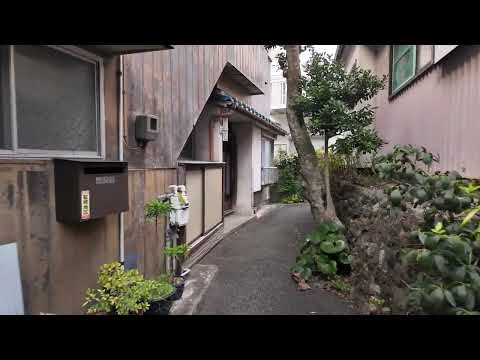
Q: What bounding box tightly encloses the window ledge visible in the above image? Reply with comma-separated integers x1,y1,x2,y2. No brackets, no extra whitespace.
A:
389,62,434,101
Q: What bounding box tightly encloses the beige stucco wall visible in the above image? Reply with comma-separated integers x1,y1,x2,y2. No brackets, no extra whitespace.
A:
232,123,254,215
252,126,262,192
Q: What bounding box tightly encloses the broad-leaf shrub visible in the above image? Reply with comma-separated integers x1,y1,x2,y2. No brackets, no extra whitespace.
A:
292,222,352,280
274,151,304,203
375,145,480,314
83,262,174,315
405,219,480,315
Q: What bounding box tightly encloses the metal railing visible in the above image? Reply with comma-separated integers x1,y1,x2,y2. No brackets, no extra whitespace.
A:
261,167,279,186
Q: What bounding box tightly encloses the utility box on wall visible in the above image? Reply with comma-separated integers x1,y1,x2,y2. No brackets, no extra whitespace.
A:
135,114,159,143
54,159,129,223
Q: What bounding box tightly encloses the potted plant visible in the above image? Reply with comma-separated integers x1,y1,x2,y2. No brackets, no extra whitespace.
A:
83,262,175,315
164,243,190,300
144,281,176,316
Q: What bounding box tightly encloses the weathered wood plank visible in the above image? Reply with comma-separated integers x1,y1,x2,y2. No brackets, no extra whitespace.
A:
104,56,119,161
124,170,145,273
143,170,156,278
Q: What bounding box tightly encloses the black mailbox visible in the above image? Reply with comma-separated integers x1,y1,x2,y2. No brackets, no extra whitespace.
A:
54,159,129,223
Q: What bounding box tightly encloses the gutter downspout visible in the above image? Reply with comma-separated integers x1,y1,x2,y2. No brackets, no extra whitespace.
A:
119,55,125,264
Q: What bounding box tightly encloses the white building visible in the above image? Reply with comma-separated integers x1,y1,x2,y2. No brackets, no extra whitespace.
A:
269,46,339,159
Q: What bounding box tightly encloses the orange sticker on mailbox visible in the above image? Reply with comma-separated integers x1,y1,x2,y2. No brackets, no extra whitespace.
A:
81,190,91,220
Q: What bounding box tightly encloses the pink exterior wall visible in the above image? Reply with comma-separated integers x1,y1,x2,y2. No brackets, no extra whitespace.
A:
366,45,480,178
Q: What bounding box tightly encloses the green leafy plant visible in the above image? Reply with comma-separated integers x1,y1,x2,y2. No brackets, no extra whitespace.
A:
368,296,385,308
330,276,352,295
164,243,189,276
145,199,172,222
333,127,386,158
274,152,304,203
375,145,479,229
377,145,480,314
404,218,480,315
293,50,387,218
82,262,174,315
281,194,303,204
292,222,352,281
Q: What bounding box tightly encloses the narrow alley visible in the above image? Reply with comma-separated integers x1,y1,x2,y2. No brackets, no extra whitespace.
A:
194,204,354,315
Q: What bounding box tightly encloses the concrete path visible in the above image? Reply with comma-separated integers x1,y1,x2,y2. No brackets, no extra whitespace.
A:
195,204,355,315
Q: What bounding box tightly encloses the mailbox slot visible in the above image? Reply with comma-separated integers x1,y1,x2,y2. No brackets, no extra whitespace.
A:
84,166,125,174
54,159,129,223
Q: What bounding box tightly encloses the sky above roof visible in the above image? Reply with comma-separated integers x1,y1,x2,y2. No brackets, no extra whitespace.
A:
271,45,338,76
301,45,337,63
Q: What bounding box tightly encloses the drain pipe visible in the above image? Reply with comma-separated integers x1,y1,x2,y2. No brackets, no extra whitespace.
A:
118,55,125,264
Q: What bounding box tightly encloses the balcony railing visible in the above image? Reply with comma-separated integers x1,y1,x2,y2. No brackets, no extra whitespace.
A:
261,167,279,186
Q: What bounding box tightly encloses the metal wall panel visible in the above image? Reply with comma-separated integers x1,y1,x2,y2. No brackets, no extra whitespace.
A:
373,45,480,178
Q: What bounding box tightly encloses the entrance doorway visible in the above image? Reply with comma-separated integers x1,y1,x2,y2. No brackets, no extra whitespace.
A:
223,129,236,214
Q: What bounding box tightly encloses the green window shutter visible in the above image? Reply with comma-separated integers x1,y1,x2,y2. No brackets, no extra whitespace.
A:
392,45,416,92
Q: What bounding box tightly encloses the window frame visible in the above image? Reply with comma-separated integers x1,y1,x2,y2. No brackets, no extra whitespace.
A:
0,45,105,159
389,45,434,99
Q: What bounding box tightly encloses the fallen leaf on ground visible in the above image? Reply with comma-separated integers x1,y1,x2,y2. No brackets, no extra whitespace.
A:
297,279,312,291
291,272,302,283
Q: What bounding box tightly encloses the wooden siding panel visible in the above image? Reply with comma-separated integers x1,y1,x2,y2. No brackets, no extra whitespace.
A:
123,45,270,167
126,170,145,273
186,169,203,243
143,170,157,278
162,50,173,167
204,168,223,233
0,168,21,246
104,57,119,161
124,54,145,168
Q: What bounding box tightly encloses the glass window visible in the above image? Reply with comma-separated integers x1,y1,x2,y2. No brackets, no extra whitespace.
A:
391,45,433,95
0,46,11,149
0,45,102,157
392,45,416,91
417,45,433,71
14,45,99,152
262,137,274,167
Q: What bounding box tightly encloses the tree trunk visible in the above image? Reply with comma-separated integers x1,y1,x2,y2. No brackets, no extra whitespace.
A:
284,45,326,223
323,135,337,219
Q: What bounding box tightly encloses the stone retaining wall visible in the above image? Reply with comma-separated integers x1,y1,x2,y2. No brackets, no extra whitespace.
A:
334,181,423,314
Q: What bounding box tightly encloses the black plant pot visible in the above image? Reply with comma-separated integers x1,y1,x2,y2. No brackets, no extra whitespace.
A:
169,282,185,301
145,299,172,315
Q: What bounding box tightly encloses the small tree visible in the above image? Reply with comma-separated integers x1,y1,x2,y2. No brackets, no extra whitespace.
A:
294,50,386,218
266,45,330,224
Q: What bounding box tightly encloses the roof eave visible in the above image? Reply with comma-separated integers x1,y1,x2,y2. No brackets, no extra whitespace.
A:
221,62,264,95
77,45,173,57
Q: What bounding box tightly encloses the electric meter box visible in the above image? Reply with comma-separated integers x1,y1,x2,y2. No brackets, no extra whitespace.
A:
53,159,129,223
135,114,159,142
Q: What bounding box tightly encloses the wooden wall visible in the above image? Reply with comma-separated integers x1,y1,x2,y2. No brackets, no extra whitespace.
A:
123,45,271,169
0,46,271,314
0,56,121,315
123,168,177,279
